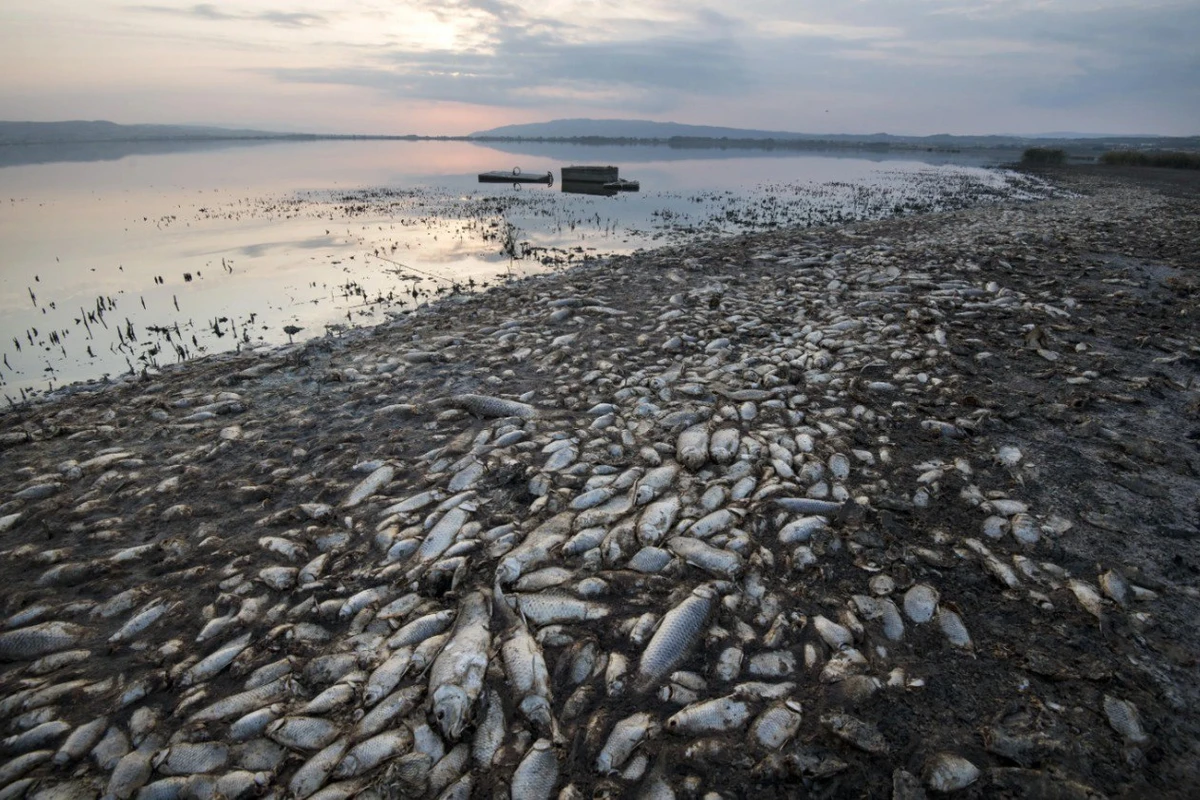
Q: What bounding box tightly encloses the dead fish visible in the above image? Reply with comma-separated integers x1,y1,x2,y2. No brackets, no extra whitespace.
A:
1099,569,1129,607
179,632,252,687
290,739,350,800
937,608,972,649
676,425,710,470
154,742,229,775
334,729,413,778
188,677,291,723
635,464,679,505
923,752,981,792
1069,579,1105,619
53,716,108,765
821,713,888,754
635,584,716,692
499,594,562,742
709,428,741,465
778,516,827,544
510,739,559,800
1102,695,1149,743
342,465,395,508
515,593,609,626
267,716,341,751
903,584,939,623
471,690,506,768
429,589,491,740
107,747,155,800
638,496,682,545
666,695,753,735
387,609,456,650
596,712,659,774
447,393,536,419
496,513,574,584
751,701,804,750
354,685,424,741
0,621,87,661
411,507,470,569
666,536,743,579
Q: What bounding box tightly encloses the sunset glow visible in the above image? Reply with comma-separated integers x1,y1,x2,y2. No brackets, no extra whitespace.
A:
0,1,1196,135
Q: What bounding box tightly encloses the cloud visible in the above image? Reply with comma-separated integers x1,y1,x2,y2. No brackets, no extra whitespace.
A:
129,4,327,28
12,0,1196,134
265,2,750,112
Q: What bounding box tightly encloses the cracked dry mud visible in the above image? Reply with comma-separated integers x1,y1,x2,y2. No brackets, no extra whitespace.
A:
1,166,1197,800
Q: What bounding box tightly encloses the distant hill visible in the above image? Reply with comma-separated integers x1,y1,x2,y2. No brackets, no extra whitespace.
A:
0,120,294,145
471,118,822,141
469,118,1195,150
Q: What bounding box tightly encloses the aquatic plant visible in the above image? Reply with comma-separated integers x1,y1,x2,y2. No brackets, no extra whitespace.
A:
1020,147,1066,165
1100,150,1200,169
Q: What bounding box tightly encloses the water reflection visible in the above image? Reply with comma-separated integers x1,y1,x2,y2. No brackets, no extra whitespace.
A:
561,180,617,197
0,139,1055,402
0,138,286,169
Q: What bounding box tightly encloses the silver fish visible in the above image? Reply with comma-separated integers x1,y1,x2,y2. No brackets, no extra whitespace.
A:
637,497,681,545
428,589,491,740
666,695,753,734
342,465,395,508
353,685,424,741
635,464,679,505
511,739,559,800
179,632,252,687
471,690,506,768
412,507,470,568
188,677,290,723
334,729,413,778
634,584,716,692
496,513,574,584
667,536,742,579
267,716,341,751
515,593,610,626
676,424,710,470
499,595,562,742
387,609,456,650
0,621,87,661
447,393,536,419
596,712,659,774
53,716,107,766
751,700,804,749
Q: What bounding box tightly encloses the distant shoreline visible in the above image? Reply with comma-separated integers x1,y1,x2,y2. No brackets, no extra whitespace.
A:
4,128,1197,160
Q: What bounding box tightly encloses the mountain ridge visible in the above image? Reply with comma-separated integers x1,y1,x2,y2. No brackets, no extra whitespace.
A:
469,118,1189,146
0,120,293,145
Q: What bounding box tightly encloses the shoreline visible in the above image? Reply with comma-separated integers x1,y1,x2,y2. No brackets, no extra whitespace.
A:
0,167,1197,797
3,163,1060,412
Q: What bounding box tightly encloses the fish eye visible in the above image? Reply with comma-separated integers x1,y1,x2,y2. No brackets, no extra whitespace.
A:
436,710,444,719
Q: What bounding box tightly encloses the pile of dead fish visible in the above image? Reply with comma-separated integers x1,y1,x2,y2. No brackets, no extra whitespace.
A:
0,180,1187,799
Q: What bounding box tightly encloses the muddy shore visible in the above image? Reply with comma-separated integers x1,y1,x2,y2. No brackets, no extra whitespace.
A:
1,166,1197,799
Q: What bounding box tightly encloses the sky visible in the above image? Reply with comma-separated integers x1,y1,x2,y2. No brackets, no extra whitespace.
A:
0,0,1197,136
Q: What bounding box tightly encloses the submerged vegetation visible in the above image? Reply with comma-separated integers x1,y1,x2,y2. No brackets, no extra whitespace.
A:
1100,150,1200,169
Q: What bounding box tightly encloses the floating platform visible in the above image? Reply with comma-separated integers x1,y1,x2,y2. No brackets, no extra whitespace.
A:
478,168,553,185
561,165,619,184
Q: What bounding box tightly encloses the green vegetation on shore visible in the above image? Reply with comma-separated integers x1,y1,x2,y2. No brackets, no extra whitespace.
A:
1021,147,1067,165
1100,150,1200,169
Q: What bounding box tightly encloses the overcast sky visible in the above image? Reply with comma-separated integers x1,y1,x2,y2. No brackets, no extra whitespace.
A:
1,0,1196,136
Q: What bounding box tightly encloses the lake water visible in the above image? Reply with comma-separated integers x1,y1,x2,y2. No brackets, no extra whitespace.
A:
0,139,1053,401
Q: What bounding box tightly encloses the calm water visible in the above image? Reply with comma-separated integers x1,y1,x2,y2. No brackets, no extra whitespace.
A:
0,139,1051,401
